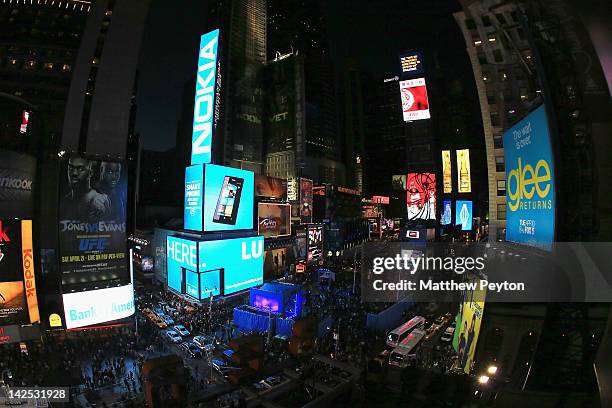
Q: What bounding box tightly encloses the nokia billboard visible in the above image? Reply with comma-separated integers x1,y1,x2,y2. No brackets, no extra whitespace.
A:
191,29,220,165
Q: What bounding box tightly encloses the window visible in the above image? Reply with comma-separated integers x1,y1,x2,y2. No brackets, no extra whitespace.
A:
497,180,506,196
493,49,503,62
490,112,500,127
62,64,71,72
465,18,477,30
499,71,507,81
511,11,519,22
482,15,492,27
487,94,496,104
520,87,528,101
495,156,505,172
495,13,506,24
497,204,506,220
494,135,503,148
478,53,488,65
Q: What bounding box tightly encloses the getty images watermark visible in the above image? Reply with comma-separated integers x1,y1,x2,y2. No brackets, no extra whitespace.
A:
371,252,524,293
360,242,612,303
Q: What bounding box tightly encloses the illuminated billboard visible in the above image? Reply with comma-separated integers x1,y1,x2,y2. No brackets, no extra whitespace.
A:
184,164,204,231
0,220,40,325
392,175,406,190
203,164,254,231
442,200,452,225
398,52,424,75
167,235,264,296
191,29,219,165
456,149,472,193
62,283,134,329
295,227,307,260
455,279,486,374
406,173,436,220
264,248,288,279
399,77,430,121
185,269,221,300
166,236,196,293
255,175,287,200
504,105,555,250
258,203,291,238
0,150,36,219
58,156,128,286
183,164,255,232
307,225,323,262
442,150,452,193
199,236,263,295
299,178,313,224
455,200,473,231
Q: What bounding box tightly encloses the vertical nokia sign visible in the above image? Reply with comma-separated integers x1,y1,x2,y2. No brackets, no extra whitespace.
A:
191,29,220,165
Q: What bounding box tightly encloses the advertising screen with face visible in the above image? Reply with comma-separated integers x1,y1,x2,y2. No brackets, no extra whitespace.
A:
406,173,436,220
58,156,127,287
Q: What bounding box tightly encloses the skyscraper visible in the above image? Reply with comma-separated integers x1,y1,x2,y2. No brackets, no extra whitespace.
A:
267,0,344,184
455,0,612,242
206,0,267,173
0,0,91,151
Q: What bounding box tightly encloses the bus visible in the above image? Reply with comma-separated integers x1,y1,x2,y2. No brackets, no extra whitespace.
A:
388,328,426,368
386,316,426,348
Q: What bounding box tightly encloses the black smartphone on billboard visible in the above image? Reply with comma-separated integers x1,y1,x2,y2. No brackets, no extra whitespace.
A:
212,176,244,225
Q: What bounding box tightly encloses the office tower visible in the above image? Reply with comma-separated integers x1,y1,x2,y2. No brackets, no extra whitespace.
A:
267,0,344,185
61,0,150,159
206,0,267,173
0,0,91,151
455,0,612,242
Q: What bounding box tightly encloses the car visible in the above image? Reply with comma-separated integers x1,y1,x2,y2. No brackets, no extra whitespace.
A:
156,320,168,329
142,308,152,315
441,327,455,342
164,330,182,343
210,359,237,378
193,335,216,352
180,342,203,358
161,315,175,325
173,325,190,337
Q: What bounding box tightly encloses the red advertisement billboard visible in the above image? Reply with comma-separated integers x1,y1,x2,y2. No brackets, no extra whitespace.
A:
258,203,291,238
300,178,313,224
399,77,431,121
254,175,287,200
406,173,436,220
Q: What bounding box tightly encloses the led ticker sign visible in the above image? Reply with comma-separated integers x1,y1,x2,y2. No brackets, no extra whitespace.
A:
504,105,555,250
456,149,472,193
442,150,452,193
455,200,473,231
399,78,430,121
191,29,220,165
399,52,424,75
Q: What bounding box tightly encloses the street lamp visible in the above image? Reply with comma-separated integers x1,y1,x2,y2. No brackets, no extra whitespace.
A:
487,365,498,375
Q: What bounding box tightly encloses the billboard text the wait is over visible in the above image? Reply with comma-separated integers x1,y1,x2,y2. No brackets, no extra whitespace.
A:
503,105,555,250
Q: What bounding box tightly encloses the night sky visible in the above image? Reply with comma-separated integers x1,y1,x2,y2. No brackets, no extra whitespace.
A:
135,0,467,152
